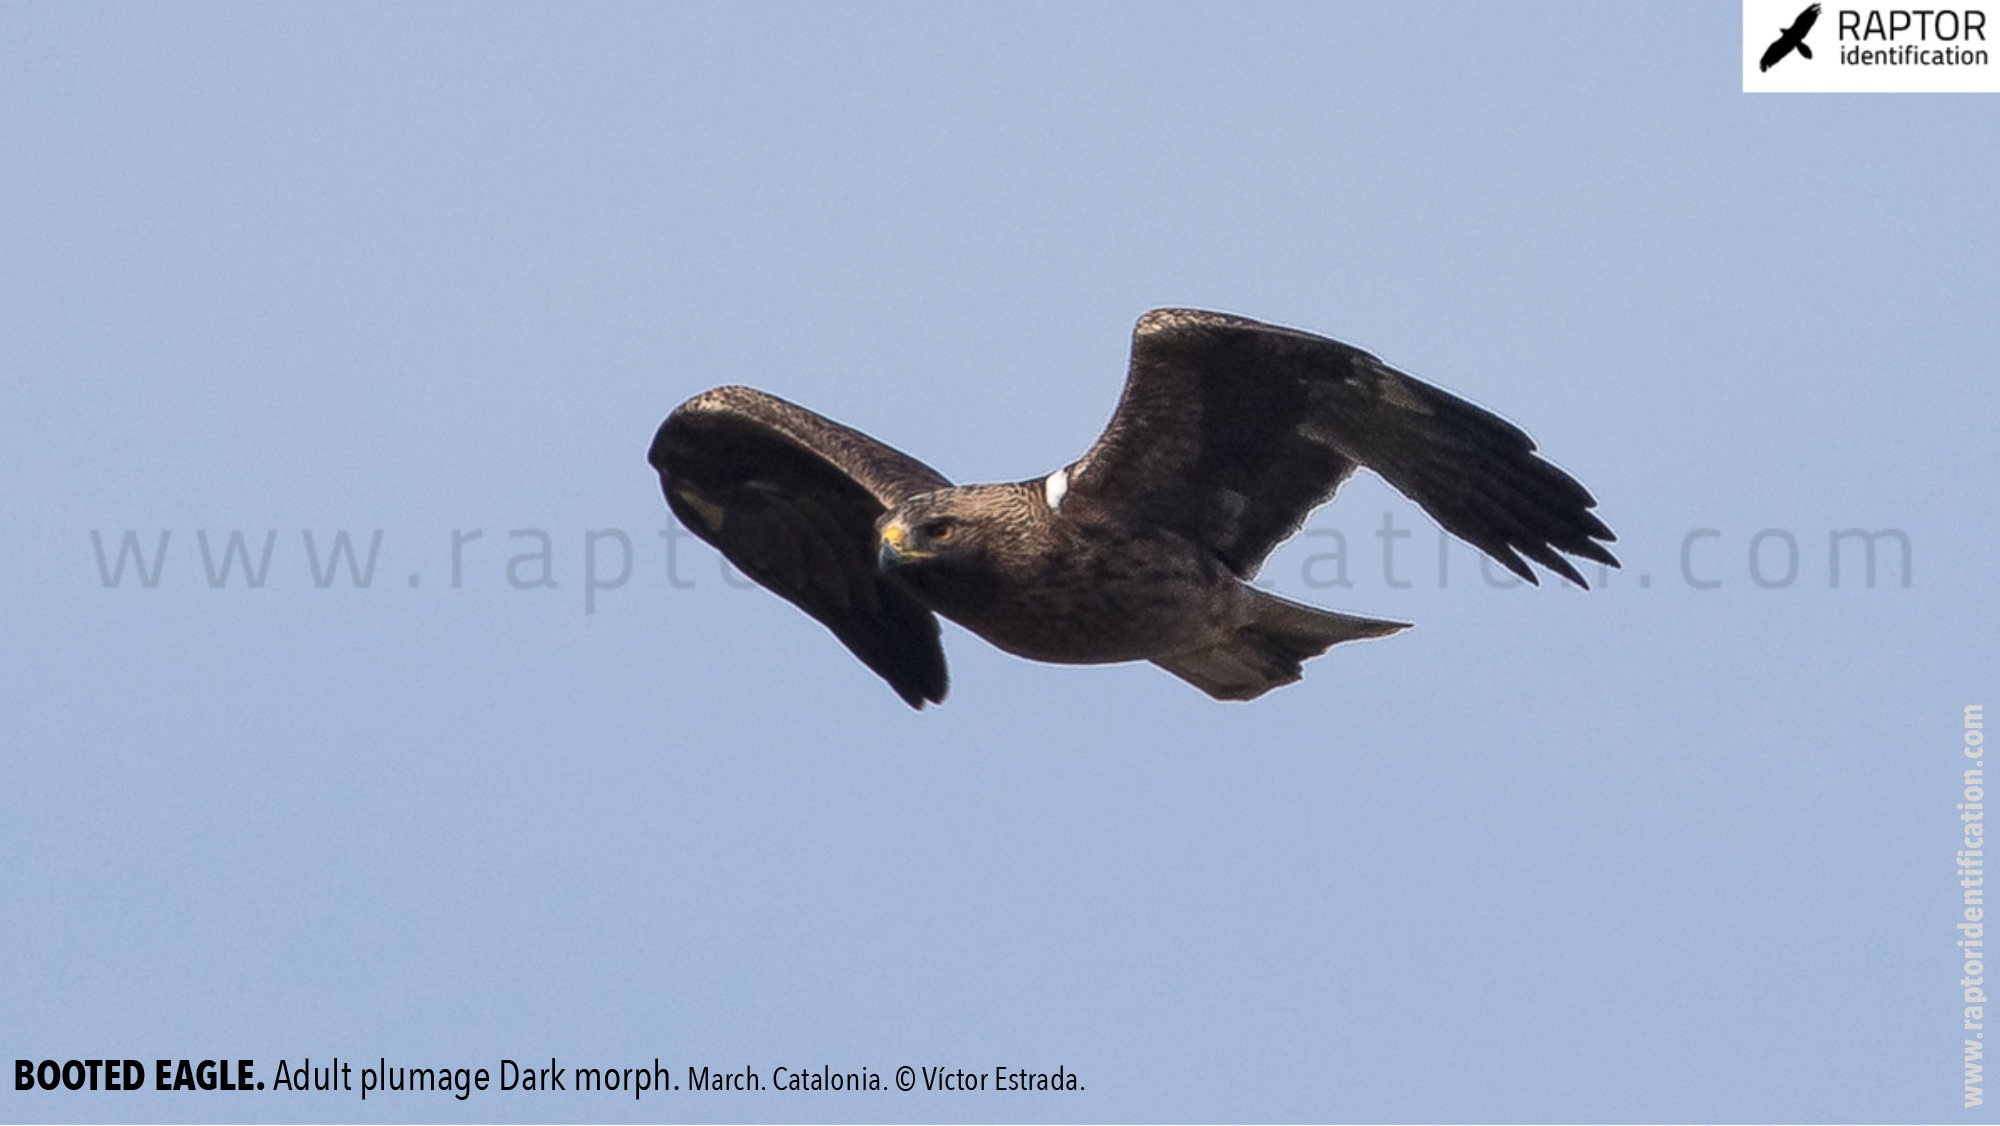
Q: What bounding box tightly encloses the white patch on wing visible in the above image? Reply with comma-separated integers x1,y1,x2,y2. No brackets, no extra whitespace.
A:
1043,467,1070,513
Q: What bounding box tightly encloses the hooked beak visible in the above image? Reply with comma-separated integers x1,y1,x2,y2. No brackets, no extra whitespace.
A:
877,520,930,570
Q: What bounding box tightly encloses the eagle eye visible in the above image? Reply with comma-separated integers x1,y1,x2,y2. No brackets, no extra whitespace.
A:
923,519,956,542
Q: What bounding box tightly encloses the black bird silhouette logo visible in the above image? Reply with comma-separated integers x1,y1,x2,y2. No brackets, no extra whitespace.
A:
1761,3,1821,70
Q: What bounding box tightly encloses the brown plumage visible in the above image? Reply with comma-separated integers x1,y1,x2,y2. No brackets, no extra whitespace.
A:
649,308,1618,707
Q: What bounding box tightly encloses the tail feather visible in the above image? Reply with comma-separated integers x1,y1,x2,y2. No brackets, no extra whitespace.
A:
1151,590,1407,701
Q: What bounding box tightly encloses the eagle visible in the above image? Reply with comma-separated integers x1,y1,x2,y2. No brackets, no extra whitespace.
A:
1760,3,1820,71
650,308,1617,707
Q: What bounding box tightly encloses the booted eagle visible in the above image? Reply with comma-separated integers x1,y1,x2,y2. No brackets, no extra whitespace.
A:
650,309,1616,707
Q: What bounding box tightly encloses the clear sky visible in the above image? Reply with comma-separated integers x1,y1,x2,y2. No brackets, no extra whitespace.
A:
3,3,1995,1122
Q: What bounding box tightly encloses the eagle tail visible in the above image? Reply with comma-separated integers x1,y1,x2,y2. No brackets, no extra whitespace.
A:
1151,591,1407,701
1797,41,1812,59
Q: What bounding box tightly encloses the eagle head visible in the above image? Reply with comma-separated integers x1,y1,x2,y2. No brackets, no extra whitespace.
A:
876,485,1042,576
876,484,1050,623
878,492,973,570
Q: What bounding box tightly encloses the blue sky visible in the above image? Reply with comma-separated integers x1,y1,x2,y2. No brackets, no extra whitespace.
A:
3,3,1995,1122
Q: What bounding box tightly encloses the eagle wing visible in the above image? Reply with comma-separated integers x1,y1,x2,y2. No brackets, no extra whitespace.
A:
650,385,953,707
1063,309,1618,586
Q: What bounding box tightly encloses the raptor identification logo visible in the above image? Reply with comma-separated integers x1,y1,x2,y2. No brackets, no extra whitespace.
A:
1743,0,2000,90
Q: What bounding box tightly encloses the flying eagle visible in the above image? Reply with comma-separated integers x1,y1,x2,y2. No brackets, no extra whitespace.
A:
1760,3,1820,71
650,309,1617,707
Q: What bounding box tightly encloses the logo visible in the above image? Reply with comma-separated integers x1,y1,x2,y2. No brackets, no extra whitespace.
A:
1760,3,1821,69
1743,1,2000,91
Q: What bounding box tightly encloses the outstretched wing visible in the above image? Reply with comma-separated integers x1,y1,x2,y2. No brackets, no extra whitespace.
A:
1790,3,1820,37
1760,35,1794,70
1062,309,1618,586
649,385,953,707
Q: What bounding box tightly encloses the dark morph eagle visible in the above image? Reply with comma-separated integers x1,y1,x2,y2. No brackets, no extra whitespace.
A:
650,309,1617,707
1761,3,1820,71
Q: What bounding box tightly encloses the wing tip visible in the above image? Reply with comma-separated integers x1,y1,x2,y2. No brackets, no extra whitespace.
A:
1486,528,1620,590
1543,541,1621,590
890,672,950,710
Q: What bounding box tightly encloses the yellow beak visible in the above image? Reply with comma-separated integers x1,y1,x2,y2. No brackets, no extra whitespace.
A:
877,520,931,569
